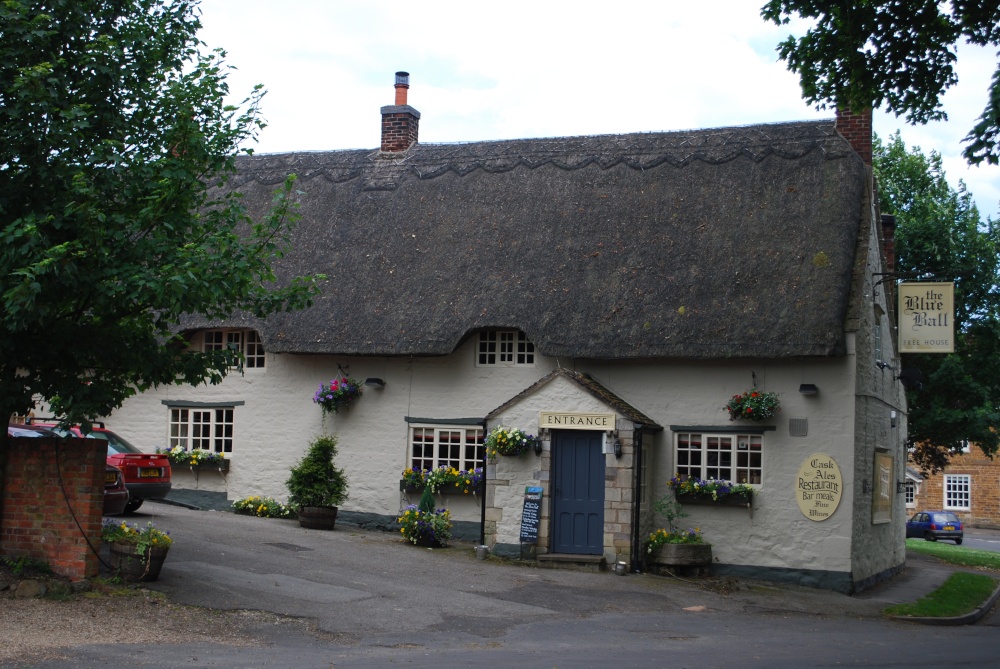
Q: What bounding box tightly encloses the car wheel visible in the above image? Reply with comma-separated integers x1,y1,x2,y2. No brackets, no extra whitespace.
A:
955,538,963,545
924,531,937,542
123,498,144,514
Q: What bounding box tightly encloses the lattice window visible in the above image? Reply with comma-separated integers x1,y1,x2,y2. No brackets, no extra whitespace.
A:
170,407,235,454
476,330,534,366
409,425,484,472
202,329,266,369
944,474,970,510
675,432,762,485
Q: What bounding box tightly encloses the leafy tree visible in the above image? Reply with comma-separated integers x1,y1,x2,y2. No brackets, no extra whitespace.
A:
874,132,1000,472
761,1,1000,165
1,2,318,438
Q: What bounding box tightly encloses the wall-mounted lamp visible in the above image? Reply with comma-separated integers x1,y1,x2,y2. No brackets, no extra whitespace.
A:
896,481,908,494
364,378,386,389
613,438,623,459
533,437,543,456
799,383,818,395
890,410,897,429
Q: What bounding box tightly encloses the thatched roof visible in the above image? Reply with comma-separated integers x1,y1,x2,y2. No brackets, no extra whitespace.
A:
198,120,866,359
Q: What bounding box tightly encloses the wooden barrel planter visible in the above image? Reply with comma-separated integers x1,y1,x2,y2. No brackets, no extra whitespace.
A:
297,505,338,530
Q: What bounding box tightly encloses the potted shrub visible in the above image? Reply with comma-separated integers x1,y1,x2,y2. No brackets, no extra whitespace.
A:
101,519,173,582
286,435,349,530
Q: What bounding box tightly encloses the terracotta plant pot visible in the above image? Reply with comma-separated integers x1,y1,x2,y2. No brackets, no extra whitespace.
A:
298,505,338,530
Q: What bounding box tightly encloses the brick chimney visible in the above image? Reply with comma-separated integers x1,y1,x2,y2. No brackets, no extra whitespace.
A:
835,107,872,165
380,71,420,153
881,213,896,274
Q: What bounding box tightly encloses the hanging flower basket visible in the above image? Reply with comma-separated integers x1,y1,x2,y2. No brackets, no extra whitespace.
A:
725,389,780,422
313,377,363,414
485,426,538,458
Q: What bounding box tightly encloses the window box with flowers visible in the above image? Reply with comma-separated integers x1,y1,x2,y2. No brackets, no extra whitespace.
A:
400,466,484,495
485,426,539,459
313,377,363,414
725,389,780,422
669,476,754,508
157,446,230,472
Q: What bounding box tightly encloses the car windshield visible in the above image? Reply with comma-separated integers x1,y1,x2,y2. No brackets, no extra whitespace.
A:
84,430,144,455
930,513,960,524
8,426,49,437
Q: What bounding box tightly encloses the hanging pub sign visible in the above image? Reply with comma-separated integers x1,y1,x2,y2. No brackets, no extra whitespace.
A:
898,282,954,353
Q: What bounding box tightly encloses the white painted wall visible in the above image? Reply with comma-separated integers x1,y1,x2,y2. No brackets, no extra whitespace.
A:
108,336,864,576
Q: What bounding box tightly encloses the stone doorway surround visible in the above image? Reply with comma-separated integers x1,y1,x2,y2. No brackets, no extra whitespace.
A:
483,368,661,567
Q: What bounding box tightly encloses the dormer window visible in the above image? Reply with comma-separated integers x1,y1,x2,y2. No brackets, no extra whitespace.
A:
202,329,265,369
476,330,535,367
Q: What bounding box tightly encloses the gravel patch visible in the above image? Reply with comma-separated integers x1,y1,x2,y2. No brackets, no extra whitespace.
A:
0,579,298,666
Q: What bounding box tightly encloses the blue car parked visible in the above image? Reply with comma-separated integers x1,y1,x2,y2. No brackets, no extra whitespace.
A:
906,510,964,544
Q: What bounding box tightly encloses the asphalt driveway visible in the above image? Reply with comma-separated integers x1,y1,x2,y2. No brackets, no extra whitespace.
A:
21,502,1000,668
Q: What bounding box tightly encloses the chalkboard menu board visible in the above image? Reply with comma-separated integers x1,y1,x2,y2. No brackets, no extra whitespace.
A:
519,486,543,543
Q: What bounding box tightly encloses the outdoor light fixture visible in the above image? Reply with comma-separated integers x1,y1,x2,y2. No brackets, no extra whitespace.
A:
533,437,543,456
364,378,386,388
799,384,818,395
890,410,897,428
896,481,908,494
613,438,623,459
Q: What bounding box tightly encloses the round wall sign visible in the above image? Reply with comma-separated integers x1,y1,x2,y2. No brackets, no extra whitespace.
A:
795,453,843,521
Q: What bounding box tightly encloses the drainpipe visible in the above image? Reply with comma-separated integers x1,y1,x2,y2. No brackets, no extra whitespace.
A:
480,418,488,547
630,424,644,572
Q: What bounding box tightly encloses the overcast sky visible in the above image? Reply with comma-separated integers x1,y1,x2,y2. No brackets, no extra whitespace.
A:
197,0,999,219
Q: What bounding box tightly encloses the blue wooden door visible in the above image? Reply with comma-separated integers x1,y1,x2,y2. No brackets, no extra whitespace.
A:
552,430,605,554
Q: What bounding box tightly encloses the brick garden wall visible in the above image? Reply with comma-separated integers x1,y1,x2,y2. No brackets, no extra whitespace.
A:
1,437,104,580
911,450,1000,529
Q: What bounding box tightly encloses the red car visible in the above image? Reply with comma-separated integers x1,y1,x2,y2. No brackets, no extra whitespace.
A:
30,420,171,514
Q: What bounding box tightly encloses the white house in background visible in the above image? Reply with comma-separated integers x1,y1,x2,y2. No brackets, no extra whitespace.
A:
106,73,908,592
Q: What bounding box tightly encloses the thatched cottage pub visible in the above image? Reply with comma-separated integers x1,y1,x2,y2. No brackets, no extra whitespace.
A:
107,73,908,592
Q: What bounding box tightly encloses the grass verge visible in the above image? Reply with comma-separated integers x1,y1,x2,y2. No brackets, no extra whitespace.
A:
885,572,999,618
905,538,1000,570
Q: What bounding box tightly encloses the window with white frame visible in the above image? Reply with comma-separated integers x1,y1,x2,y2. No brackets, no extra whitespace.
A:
203,329,265,368
675,432,762,484
409,425,484,472
476,330,534,366
905,481,917,507
169,407,235,454
944,474,971,510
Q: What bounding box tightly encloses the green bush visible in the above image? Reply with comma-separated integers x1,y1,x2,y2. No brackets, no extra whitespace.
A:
286,435,349,508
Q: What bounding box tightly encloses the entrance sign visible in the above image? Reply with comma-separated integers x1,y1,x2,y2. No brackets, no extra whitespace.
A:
795,454,843,521
898,282,954,353
540,411,615,431
519,487,543,543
